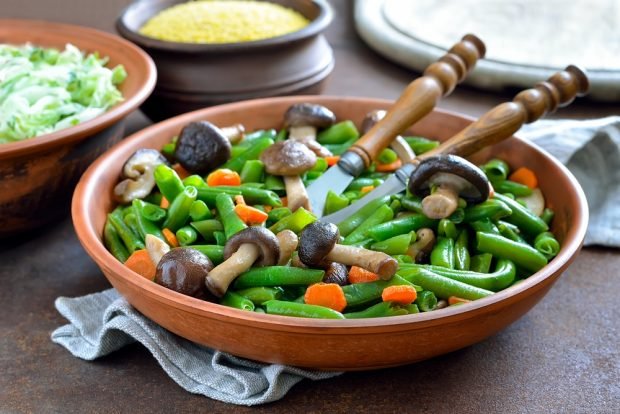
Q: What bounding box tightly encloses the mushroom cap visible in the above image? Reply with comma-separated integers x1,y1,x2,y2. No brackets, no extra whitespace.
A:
284,103,336,129
260,140,317,176
298,221,340,267
155,247,214,298
361,109,387,134
174,121,232,174
323,262,348,286
122,149,168,179
114,149,168,203
408,154,490,203
224,227,280,267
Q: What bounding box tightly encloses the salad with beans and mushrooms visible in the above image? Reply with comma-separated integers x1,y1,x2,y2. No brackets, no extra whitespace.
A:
104,103,559,319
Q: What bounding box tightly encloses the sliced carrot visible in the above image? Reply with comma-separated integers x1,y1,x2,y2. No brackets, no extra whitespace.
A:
375,159,402,172
360,185,374,194
206,168,241,186
172,163,191,180
280,196,288,207
263,205,273,213
124,249,156,280
162,228,179,248
325,155,340,166
304,283,347,312
381,285,417,305
448,296,471,306
234,195,246,205
235,204,268,225
348,266,379,284
160,196,170,209
509,167,538,189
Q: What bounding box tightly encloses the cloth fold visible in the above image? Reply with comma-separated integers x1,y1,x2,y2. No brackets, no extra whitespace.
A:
52,116,620,405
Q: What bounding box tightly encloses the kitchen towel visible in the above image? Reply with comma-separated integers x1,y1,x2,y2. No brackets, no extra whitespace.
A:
52,116,620,405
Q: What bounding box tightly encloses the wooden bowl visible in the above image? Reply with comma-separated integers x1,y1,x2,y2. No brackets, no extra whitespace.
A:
0,20,156,237
116,0,334,121
72,96,588,370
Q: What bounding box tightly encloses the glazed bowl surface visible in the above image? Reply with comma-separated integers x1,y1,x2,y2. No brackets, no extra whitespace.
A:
0,19,156,237
72,96,587,370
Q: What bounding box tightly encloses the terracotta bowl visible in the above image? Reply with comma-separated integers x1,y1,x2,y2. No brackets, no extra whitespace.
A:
0,20,156,238
72,96,588,370
116,0,334,121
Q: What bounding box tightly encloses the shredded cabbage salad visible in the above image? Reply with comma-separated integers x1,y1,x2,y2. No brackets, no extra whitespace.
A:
0,43,127,143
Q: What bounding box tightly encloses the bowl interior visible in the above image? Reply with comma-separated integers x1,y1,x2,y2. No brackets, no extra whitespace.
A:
0,19,156,158
73,96,588,368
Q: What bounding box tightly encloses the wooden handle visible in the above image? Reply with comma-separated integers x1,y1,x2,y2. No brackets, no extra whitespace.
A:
347,34,486,167
419,65,590,160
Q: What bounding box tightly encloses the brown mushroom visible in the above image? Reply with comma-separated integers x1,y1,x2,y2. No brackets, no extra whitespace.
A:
113,149,168,203
174,121,232,174
298,221,398,280
361,110,415,164
407,228,436,263
408,154,490,219
284,103,336,157
260,140,317,212
155,247,214,298
323,262,348,286
205,227,280,297
276,230,299,265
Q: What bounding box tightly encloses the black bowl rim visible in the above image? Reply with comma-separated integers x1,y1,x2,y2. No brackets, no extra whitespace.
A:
116,0,333,54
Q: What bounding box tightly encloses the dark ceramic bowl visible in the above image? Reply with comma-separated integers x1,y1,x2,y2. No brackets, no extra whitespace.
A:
116,0,334,121
73,96,588,370
0,20,156,238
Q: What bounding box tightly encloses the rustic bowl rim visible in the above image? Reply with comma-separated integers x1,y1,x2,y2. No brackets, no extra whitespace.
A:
0,19,157,160
72,95,588,332
115,0,333,53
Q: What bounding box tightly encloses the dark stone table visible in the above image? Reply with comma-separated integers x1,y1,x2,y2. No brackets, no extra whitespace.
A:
2,1,619,412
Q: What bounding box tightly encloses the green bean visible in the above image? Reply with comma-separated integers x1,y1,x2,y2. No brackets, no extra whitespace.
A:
415,290,438,312
343,204,394,245
401,259,516,291
430,237,455,269
377,148,398,164
534,232,560,259
448,208,465,224
163,185,197,232
222,137,274,172
189,245,224,265
108,208,144,253
394,254,414,264
136,200,166,222
454,230,470,271
215,193,247,240
469,218,501,235
311,157,328,173
343,191,361,202
130,199,165,241
213,231,226,246
154,164,185,203
189,200,212,221
370,233,413,255
161,140,176,160
103,220,130,263
143,192,163,207
176,225,198,246
463,199,512,223
470,253,493,273
388,199,402,215
264,174,285,192
234,287,284,305
344,301,409,319
324,190,350,215
190,219,223,241
476,232,547,273
342,275,418,308
244,129,277,142
232,266,325,290
346,177,382,192
496,180,533,197
221,291,255,311
403,136,439,154
397,268,493,300
541,208,555,225
493,193,549,236
497,220,526,243
239,159,264,183
197,186,282,207
268,207,316,234
400,195,424,213
317,120,359,144
336,195,391,237
267,207,292,225
323,137,357,156
264,300,345,319
481,158,510,185
182,174,207,189
275,128,287,142
366,214,436,242
437,218,458,239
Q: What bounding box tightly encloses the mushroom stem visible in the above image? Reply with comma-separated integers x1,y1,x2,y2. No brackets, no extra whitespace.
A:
205,243,259,297
390,136,416,163
422,185,460,219
326,245,398,280
289,126,332,157
220,123,245,144
145,234,171,266
283,175,310,212
276,230,299,265
407,228,436,263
